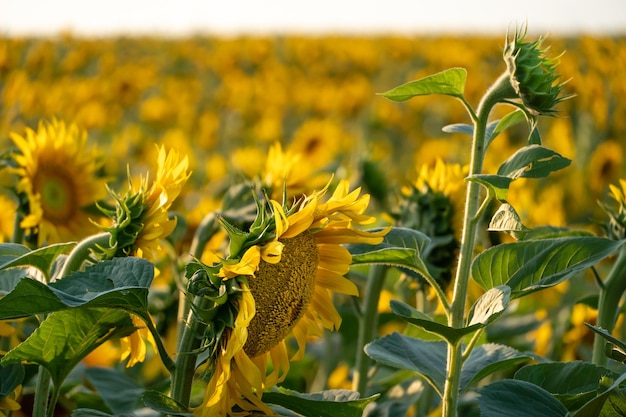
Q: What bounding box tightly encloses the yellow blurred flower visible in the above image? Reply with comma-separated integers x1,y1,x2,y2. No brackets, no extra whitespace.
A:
9,119,108,246
588,140,623,194
194,179,387,417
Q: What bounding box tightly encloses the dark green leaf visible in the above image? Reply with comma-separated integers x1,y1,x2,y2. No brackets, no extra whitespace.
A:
85,367,144,414
263,387,378,417
71,410,118,417
515,361,615,411
379,68,467,101
1,308,134,386
519,226,594,241
365,333,447,395
472,237,622,297
0,243,75,280
467,175,513,201
390,300,470,344
0,257,154,320
462,344,531,391
0,363,24,399
141,390,193,416
479,379,568,417
497,144,571,179
571,372,626,417
348,227,434,282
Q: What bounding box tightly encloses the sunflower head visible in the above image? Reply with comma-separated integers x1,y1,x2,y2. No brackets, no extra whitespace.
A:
190,179,387,417
503,26,569,116
9,119,108,246
392,159,467,286
601,179,626,240
98,146,190,260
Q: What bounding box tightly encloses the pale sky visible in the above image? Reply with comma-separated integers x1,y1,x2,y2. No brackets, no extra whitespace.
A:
1,0,625,37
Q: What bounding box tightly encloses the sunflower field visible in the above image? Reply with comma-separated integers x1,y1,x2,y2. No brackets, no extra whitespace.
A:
0,29,626,417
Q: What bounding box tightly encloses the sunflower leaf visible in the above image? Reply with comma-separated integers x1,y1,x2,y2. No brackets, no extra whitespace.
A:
497,144,571,179
390,300,476,344
514,361,617,411
486,109,527,148
0,242,75,280
379,67,467,101
365,333,447,396
478,379,568,417
0,257,153,320
263,387,378,417
347,227,434,282
472,236,622,297
0,308,134,387
467,175,514,201
85,367,145,415
461,344,531,391
0,363,24,400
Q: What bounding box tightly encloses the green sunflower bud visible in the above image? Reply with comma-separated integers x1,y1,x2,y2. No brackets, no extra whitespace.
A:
503,26,569,116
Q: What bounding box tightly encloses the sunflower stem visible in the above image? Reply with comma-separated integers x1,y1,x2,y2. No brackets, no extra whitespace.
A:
353,264,388,396
57,232,112,278
442,72,515,417
11,211,24,244
592,245,626,366
32,365,51,417
171,295,210,408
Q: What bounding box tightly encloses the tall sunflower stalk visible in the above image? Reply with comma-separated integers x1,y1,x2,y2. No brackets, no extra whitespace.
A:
370,26,572,417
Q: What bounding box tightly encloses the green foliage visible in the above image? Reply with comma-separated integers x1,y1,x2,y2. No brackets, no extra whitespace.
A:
263,388,379,417
379,68,467,101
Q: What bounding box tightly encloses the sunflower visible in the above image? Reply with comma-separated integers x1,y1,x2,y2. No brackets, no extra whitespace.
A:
100,145,191,261
191,179,387,417
9,119,108,246
393,158,468,286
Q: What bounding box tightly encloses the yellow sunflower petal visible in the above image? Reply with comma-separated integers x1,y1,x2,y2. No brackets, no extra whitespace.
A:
316,266,359,296
218,246,261,279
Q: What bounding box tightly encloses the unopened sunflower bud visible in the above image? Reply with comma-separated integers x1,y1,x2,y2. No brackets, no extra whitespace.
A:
504,26,569,116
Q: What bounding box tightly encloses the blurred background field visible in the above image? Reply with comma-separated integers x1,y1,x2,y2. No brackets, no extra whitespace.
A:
1,33,625,228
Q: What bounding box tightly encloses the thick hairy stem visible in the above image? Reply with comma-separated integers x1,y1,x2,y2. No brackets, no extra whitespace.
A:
442,72,515,417
592,246,626,366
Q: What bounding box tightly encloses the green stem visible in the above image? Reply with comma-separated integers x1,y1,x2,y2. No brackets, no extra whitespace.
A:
46,385,61,417
170,295,211,407
32,365,51,417
170,213,220,407
442,72,515,417
12,211,24,244
57,232,112,278
592,245,626,366
353,264,388,396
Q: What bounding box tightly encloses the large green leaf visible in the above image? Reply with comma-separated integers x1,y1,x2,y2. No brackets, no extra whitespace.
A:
515,362,615,411
85,367,144,414
478,379,568,417
348,227,434,282
1,308,134,387
461,344,531,391
0,243,31,266
263,387,378,417
379,68,467,101
472,237,622,297
0,242,75,280
497,144,571,179
0,269,29,295
364,333,447,396
0,257,154,320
